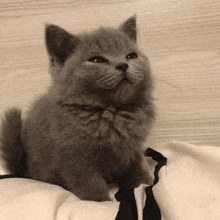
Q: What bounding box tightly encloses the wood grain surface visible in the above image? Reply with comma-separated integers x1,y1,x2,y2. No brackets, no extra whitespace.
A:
1,0,220,147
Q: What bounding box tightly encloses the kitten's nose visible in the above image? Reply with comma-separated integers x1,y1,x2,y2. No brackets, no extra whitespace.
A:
115,62,129,72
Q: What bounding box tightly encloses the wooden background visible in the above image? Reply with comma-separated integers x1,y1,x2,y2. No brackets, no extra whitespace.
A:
1,0,220,148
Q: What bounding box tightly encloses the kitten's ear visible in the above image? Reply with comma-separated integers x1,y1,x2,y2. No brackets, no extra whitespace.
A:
45,24,79,64
119,16,137,42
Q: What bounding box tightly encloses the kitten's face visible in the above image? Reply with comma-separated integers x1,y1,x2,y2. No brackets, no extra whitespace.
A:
46,17,152,105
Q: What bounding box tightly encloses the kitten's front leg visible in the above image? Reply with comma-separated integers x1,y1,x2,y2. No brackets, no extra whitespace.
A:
62,168,110,201
119,159,152,189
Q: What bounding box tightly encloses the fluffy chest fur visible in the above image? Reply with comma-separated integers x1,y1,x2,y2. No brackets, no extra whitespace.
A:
59,105,147,139
52,104,150,153
48,103,151,182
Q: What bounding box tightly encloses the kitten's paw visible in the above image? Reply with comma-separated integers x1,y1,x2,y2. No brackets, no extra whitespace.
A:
63,170,111,201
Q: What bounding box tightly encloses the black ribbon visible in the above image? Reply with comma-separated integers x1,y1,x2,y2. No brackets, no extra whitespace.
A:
115,148,167,220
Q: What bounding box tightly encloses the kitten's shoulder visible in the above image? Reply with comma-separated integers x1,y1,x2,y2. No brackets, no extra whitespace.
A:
24,93,54,122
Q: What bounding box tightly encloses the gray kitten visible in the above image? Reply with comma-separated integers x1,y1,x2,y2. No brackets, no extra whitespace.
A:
1,16,155,201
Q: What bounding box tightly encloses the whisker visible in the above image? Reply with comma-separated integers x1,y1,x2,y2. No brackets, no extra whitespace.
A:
132,72,143,78
96,72,123,88
97,73,114,83
99,75,119,84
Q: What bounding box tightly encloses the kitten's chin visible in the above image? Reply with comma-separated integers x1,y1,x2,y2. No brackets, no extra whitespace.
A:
107,81,139,105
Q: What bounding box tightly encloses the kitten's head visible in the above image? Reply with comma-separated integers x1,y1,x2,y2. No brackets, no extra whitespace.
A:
46,16,152,107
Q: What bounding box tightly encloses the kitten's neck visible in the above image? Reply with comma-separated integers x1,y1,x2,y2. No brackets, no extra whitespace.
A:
56,101,143,113
49,87,147,113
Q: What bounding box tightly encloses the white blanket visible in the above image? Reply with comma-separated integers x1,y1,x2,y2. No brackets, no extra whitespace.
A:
0,141,220,220
152,141,220,220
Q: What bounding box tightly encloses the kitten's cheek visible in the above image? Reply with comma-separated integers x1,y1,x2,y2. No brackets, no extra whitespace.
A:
124,69,144,87
126,72,144,86
75,67,96,81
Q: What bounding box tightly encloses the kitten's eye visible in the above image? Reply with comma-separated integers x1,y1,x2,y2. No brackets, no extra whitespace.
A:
126,52,138,59
88,56,108,63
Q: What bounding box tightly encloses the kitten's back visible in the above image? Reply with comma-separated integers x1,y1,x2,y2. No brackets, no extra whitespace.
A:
1,108,27,176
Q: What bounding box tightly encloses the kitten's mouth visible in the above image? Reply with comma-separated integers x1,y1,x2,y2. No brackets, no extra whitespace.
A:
116,71,136,87
95,71,139,92
116,76,130,87
100,73,141,105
